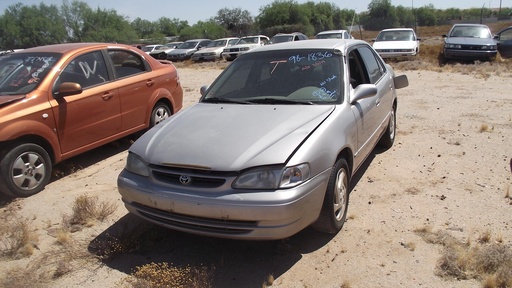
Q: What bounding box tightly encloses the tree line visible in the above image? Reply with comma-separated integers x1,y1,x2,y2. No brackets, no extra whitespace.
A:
1,0,510,49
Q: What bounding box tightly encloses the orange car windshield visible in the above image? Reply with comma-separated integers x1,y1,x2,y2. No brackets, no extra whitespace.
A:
0,52,60,95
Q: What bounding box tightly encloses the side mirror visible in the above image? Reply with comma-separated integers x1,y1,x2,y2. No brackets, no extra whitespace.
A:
54,82,82,97
350,84,378,104
200,85,209,96
394,74,409,90
442,34,448,38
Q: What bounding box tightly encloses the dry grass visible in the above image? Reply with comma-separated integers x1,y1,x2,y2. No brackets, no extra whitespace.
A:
63,194,117,229
0,194,120,287
126,262,215,288
415,227,512,287
0,202,38,259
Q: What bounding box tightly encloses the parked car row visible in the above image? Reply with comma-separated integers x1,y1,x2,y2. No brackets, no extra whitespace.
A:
370,24,511,62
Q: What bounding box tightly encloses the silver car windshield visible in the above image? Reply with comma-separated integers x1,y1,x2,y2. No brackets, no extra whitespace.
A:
0,52,60,95
450,26,492,38
202,49,343,104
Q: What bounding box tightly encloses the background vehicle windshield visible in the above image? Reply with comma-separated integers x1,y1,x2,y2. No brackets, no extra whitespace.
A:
450,26,492,38
177,41,198,49
202,49,343,104
271,35,293,43
0,52,60,95
377,30,414,41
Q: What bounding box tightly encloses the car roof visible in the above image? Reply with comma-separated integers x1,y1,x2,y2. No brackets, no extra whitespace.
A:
452,23,489,27
316,30,348,35
17,42,132,54
380,28,415,32
273,32,305,36
184,39,211,42
247,39,365,54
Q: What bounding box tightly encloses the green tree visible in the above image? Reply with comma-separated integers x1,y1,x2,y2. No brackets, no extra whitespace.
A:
214,7,254,36
155,17,189,36
0,3,67,48
81,7,137,43
396,5,415,28
415,4,437,26
363,0,399,31
178,20,227,40
61,0,91,42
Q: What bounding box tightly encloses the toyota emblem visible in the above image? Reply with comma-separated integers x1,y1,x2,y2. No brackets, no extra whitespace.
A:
179,175,192,185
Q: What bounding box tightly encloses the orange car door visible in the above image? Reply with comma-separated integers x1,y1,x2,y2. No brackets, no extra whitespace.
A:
51,51,122,154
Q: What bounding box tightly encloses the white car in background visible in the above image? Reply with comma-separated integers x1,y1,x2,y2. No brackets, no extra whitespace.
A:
191,37,240,61
149,42,183,60
372,28,420,59
222,35,269,61
315,30,353,39
141,44,164,55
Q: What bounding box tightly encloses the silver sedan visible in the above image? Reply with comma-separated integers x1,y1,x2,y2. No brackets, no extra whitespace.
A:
117,39,408,240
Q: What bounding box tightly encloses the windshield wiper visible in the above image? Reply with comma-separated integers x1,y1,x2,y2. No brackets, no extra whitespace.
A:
202,97,251,104
247,98,314,105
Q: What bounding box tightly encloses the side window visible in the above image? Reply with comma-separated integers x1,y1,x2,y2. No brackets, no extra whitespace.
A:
358,46,385,84
347,49,369,89
500,29,512,41
59,51,108,89
107,50,147,78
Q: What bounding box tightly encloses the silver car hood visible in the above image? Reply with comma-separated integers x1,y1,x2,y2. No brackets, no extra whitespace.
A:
134,103,334,171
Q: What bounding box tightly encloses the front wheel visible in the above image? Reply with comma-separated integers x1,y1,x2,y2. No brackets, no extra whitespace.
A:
0,143,52,197
312,158,350,234
150,102,171,127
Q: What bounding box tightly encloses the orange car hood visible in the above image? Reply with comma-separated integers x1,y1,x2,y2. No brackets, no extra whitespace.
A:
0,95,26,107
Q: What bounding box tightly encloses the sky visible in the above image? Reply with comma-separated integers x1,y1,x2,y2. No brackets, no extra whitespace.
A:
0,0,507,24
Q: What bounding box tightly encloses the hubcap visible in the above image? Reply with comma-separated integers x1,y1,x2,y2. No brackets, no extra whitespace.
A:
12,152,46,190
153,107,169,125
333,168,348,221
389,110,396,140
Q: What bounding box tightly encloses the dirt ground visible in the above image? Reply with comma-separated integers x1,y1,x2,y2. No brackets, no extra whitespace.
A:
1,64,511,288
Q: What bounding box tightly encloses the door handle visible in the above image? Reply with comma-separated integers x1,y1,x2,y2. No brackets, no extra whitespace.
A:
102,93,114,101
146,79,155,87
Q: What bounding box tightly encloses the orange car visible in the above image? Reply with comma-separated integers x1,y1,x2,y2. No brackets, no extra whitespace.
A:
0,43,183,197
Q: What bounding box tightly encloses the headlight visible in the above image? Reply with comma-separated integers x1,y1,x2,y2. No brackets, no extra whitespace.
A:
446,44,462,49
233,163,310,190
125,153,150,177
482,45,496,50
241,47,250,51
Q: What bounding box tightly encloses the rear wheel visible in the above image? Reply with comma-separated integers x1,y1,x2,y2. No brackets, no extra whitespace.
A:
378,106,396,149
312,158,350,234
150,102,171,127
0,143,52,197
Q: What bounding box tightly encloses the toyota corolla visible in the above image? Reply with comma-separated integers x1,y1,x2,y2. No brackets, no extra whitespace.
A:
117,39,408,240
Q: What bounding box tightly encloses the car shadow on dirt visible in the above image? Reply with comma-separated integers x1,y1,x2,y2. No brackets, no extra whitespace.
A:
86,149,380,287
87,213,336,287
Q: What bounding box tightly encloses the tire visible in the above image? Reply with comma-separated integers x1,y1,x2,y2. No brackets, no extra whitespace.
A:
378,106,396,149
312,158,350,234
0,143,52,197
150,102,171,127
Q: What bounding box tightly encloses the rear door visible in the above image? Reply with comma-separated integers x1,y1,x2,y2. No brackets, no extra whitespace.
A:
106,49,154,131
497,27,512,59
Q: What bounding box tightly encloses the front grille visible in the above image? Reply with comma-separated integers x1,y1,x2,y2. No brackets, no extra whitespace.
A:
460,45,492,51
150,165,236,188
153,170,226,188
131,202,257,235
